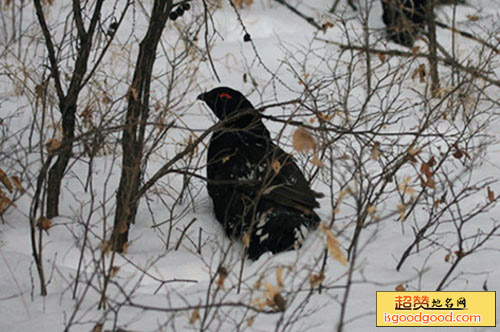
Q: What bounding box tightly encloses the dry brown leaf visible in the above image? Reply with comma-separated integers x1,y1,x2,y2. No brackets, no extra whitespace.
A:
47,138,61,154
275,266,284,289
34,83,45,99
242,231,250,248
445,253,450,262
37,217,51,230
254,298,270,311
217,266,228,277
453,148,463,159
418,63,426,83
247,318,254,327
398,203,406,221
186,135,199,158
11,176,24,193
273,293,287,311
487,186,495,202
338,188,350,201
412,64,426,82
80,107,93,120
216,275,226,290
110,266,120,278
263,281,286,311
366,205,376,216
399,176,411,190
317,112,334,122
322,21,334,33
420,162,432,178
292,127,316,152
122,241,130,254
272,160,281,175
395,284,406,291
102,94,112,105
425,176,435,189
264,282,278,300
119,221,128,234
406,146,421,163
334,188,350,213
253,278,261,290
466,15,479,21
234,0,254,8
408,146,421,156
216,266,228,290
0,192,12,214
311,153,324,168
129,85,139,100
189,308,200,324
371,142,380,160
418,162,435,188
411,69,418,81
319,224,347,266
399,176,415,195
309,273,325,287
0,169,13,193
92,323,103,332
377,53,386,64
101,240,111,255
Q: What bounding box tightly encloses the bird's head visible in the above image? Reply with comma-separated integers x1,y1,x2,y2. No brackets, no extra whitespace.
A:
197,86,255,121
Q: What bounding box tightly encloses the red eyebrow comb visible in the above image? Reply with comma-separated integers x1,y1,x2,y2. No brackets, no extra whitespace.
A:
218,93,232,99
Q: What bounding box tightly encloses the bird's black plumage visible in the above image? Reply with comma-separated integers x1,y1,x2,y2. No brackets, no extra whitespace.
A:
381,0,427,47
198,87,321,259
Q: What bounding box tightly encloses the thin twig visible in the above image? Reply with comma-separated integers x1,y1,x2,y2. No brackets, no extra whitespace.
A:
273,0,321,30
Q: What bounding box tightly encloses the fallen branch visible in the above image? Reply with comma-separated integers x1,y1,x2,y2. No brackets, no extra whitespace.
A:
315,38,500,88
435,20,499,54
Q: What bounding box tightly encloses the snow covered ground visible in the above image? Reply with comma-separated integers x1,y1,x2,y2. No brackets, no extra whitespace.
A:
1,0,499,331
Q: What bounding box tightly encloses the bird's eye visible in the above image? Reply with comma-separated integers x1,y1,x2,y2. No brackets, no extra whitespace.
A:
218,93,232,99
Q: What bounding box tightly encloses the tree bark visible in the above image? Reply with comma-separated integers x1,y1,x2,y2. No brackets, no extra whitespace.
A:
34,0,105,218
111,0,174,252
426,0,441,96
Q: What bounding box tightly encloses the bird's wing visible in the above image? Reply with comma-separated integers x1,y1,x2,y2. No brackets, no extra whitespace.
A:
262,146,321,214
207,131,321,215
232,143,321,215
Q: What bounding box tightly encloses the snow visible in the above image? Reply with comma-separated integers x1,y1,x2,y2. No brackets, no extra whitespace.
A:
1,0,499,331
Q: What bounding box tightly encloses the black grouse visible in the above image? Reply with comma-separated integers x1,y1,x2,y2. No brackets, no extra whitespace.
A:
381,0,427,47
197,87,322,259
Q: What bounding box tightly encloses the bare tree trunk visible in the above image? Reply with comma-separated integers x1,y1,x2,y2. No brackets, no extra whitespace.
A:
46,102,76,218
34,0,105,218
111,0,174,252
426,0,441,96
